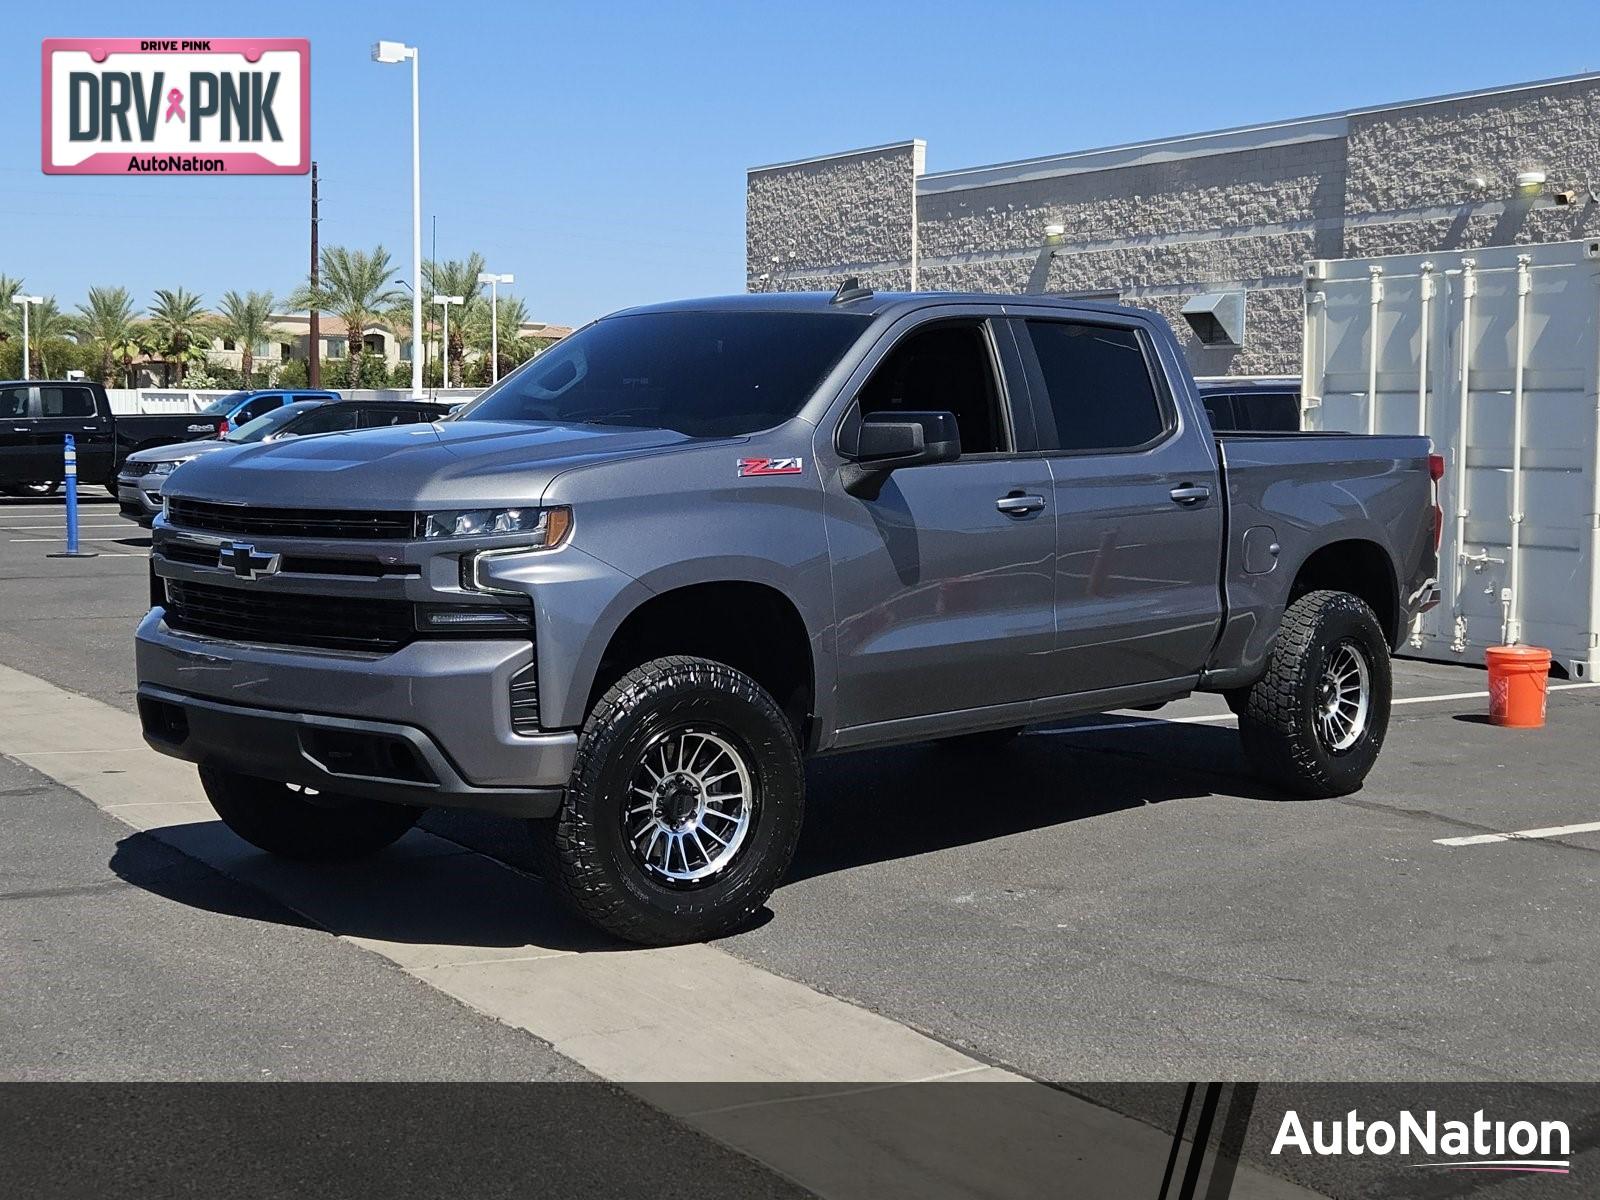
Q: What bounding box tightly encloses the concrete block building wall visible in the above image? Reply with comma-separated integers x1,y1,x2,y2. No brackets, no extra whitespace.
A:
746,73,1600,376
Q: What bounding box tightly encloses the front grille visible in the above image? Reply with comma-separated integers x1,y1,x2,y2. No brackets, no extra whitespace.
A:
166,498,416,540
160,541,420,579
122,461,157,478
163,580,417,653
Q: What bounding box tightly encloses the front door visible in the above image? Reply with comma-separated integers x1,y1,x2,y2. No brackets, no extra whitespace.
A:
0,385,35,484
823,316,1056,731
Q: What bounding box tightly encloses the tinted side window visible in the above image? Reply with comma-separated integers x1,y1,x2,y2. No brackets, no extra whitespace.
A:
286,406,360,435
1238,391,1299,431
0,387,28,419
856,321,1007,454
240,396,282,422
39,387,96,418
1200,393,1235,431
1025,321,1167,452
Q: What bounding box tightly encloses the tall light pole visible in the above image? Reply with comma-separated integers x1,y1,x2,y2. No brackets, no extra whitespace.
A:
433,295,463,389
372,40,422,398
12,295,43,381
476,271,515,384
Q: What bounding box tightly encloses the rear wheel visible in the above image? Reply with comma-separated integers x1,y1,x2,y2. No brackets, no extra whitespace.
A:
1237,590,1391,798
199,766,422,860
533,655,804,945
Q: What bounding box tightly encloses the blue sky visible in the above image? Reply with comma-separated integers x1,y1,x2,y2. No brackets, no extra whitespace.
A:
6,1,1600,326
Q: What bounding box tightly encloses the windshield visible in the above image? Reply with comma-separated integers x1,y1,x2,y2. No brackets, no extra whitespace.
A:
198,390,252,415
226,401,320,443
457,310,871,437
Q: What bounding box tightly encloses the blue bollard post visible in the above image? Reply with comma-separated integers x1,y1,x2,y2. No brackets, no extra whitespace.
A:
47,433,97,559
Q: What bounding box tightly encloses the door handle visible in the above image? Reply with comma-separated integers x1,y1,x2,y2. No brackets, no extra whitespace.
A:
996,493,1046,516
1169,484,1212,505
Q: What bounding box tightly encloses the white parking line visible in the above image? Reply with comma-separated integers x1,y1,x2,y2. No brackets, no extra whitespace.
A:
1435,821,1600,847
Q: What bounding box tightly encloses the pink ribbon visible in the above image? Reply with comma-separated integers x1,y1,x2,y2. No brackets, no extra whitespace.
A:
164,88,185,123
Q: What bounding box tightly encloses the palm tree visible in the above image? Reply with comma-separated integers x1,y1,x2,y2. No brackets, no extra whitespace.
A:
423,253,487,387
465,293,539,376
73,285,138,385
110,328,151,388
0,275,21,347
146,287,209,386
214,290,277,386
19,298,75,378
291,246,403,388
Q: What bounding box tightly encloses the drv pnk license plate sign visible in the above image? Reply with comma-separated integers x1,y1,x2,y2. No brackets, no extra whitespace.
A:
42,39,310,175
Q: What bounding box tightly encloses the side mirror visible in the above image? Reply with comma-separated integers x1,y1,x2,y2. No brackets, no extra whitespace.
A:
840,410,962,469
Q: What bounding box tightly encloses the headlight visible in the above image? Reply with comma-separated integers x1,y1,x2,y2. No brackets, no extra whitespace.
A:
150,457,195,475
420,505,571,546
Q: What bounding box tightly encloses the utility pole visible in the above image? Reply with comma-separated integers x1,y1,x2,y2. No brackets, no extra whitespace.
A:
308,161,321,388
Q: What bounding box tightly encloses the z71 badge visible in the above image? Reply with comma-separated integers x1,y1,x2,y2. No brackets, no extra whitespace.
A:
738,457,804,477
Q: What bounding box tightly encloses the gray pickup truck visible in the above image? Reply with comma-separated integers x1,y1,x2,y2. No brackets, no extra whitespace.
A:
136,289,1441,944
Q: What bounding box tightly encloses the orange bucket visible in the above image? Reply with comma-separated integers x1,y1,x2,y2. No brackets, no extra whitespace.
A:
1485,645,1552,728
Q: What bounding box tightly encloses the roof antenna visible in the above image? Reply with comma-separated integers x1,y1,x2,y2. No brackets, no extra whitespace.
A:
830,276,873,305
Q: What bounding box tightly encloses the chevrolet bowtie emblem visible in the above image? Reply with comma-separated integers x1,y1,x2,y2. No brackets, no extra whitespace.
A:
220,541,281,581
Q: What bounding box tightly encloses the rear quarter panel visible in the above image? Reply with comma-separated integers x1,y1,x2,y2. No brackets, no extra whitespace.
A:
1208,433,1435,685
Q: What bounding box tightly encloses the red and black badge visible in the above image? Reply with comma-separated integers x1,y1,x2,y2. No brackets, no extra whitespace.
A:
738,457,804,477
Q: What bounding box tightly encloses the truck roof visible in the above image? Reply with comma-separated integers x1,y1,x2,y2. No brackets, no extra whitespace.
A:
606,291,1143,321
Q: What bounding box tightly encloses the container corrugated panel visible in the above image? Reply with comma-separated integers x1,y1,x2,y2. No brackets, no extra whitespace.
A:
1303,238,1599,679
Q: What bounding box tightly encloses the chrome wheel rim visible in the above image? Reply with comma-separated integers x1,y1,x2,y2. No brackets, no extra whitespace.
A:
1316,641,1370,752
624,727,754,885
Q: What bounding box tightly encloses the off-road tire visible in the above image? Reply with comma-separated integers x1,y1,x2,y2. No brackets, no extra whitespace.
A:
936,726,1026,752
1237,589,1392,798
533,655,804,946
199,766,422,859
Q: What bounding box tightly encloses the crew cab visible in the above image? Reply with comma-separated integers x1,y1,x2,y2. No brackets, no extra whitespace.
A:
0,380,224,495
135,289,1442,945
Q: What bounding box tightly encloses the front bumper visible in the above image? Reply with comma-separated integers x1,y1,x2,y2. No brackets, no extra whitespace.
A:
136,609,576,816
117,474,163,522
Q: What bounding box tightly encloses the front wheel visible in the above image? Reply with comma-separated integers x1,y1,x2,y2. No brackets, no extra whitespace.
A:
1237,590,1392,798
534,655,804,945
199,766,422,859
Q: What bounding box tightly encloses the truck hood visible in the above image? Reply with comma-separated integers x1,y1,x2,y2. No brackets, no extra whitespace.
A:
162,420,700,508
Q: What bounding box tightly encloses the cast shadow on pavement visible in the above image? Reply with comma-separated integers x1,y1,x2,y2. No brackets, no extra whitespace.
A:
109,721,1265,952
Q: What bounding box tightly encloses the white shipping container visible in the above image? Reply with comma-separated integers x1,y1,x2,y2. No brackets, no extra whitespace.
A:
1302,238,1600,679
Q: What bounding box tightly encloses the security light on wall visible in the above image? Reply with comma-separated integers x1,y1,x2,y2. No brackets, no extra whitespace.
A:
1181,291,1246,348
1043,223,1066,237
1516,170,1547,192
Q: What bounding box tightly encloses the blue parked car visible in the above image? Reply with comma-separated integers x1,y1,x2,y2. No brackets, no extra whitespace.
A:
196,388,341,435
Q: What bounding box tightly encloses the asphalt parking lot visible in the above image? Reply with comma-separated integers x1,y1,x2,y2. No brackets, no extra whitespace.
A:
4,493,1599,1191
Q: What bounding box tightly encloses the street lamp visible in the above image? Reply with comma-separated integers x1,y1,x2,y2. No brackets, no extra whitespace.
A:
476,271,515,385
372,39,423,398
12,295,43,381
432,295,463,388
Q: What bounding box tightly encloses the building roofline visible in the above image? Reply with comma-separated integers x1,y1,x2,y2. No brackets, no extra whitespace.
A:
748,138,925,175
916,70,1600,194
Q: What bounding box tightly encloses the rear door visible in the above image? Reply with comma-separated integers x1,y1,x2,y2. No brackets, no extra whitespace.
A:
821,311,1058,730
1014,314,1224,692
33,384,112,483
